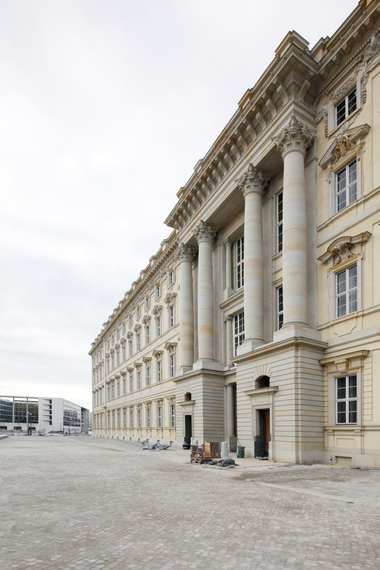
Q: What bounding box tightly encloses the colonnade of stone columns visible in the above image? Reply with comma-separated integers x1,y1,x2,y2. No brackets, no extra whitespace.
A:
177,114,316,372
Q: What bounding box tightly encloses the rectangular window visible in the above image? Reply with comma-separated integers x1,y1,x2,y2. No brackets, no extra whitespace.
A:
123,378,126,395
146,366,151,387
128,339,133,357
170,354,175,378
137,307,141,319
145,296,150,310
116,330,120,341
336,161,357,212
170,404,175,428
117,410,120,428
336,376,357,424
129,316,133,328
122,345,126,362
157,405,162,428
136,333,141,351
146,325,150,344
276,192,283,253
129,373,133,392
336,265,357,318
234,312,245,356
169,306,175,327
236,237,244,289
106,359,109,374
138,408,141,428
156,316,162,337
157,361,162,382
277,286,284,330
169,270,175,286
129,408,133,428
123,409,126,428
112,385,115,399
137,370,141,390
117,381,120,397
116,351,120,366
156,284,162,299
122,323,126,334
336,88,357,126
147,408,151,428
111,355,114,370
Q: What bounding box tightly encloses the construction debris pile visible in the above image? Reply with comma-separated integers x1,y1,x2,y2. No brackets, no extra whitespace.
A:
142,441,171,451
190,442,236,468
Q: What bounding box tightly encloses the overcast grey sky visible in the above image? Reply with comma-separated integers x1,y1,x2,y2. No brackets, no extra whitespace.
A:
0,0,358,409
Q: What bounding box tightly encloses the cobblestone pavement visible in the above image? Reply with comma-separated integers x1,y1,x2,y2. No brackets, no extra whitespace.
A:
1,436,380,570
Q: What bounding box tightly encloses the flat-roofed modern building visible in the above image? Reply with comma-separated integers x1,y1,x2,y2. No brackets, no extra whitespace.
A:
0,396,90,434
91,0,380,467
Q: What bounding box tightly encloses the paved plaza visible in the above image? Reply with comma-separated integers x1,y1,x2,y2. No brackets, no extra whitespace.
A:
1,436,380,569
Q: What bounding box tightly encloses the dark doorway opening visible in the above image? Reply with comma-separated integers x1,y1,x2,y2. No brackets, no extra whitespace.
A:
254,409,270,458
183,414,192,449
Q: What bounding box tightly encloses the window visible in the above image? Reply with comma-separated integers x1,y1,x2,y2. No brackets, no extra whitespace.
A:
123,409,126,428
157,405,162,428
122,323,126,334
236,237,244,289
122,345,126,362
156,316,162,337
169,306,175,328
276,192,283,253
146,325,150,344
129,373,133,392
169,270,175,286
138,408,141,428
145,296,150,310
106,359,110,374
129,316,133,328
128,339,133,357
157,361,162,382
136,307,141,319
336,376,357,424
137,369,141,390
233,312,245,356
336,88,357,126
116,351,120,366
170,404,175,428
116,330,120,341
156,284,162,299
117,381,120,397
147,408,151,428
111,355,114,370
123,377,126,395
336,161,357,212
136,332,141,351
336,265,357,317
277,286,284,330
117,410,120,428
170,354,175,378
129,408,133,428
146,366,151,387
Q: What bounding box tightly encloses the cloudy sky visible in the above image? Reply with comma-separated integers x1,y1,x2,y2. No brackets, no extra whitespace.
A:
0,0,358,409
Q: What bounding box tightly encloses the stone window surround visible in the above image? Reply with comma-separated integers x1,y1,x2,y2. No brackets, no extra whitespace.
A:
320,350,369,428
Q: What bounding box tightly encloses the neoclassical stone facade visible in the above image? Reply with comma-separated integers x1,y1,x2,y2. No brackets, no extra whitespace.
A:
91,0,380,466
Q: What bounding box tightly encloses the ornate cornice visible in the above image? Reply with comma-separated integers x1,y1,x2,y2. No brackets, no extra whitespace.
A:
193,220,217,244
272,114,315,159
236,163,269,197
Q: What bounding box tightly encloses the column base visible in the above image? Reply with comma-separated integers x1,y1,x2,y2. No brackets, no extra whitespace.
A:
193,359,225,372
273,324,320,343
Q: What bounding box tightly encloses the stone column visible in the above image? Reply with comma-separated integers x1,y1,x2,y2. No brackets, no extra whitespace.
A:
237,164,269,351
178,243,195,373
225,316,233,365
193,220,217,362
224,238,233,298
273,114,314,330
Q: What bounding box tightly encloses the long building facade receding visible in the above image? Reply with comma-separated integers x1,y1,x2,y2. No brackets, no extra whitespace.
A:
90,0,380,467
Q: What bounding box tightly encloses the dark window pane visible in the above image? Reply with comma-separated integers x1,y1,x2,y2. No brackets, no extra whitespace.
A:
337,193,346,211
336,100,346,125
348,90,357,115
337,170,347,191
337,272,346,294
349,377,357,398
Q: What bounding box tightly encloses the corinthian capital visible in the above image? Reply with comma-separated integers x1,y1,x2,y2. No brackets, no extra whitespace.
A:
177,243,195,263
272,114,315,160
193,220,217,244
236,164,269,197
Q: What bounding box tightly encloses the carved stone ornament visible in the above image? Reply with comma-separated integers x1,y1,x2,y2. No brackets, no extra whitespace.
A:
272,114,315,159
316,106,328,138
364,30,380,65
164,341,178,354
318,123,371,169
142,315,151,326
318,232,372,265
126,331,134,339
193,220,217,244
177,243,195,263
133,361,142,369
133,324,142,332
152,304,163,315
236,163,269,197
153,349,163,360
165,292,177,306
142,355,152,364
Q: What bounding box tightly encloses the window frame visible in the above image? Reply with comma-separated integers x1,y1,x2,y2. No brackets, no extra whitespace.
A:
236,236,244,290
336,264,358,318
335,88,357,127
276,191,283,254
233,312,245,356
336,160,357,213
336,375,357,425
277,286,284,330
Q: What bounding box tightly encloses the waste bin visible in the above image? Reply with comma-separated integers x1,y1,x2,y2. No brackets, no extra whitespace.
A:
237,446,245,459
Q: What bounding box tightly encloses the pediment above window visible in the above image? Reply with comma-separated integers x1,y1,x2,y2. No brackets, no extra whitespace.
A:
142,315,151,325
152,304,163,315
319,124,371,169
164,292,177,306
318,232,371,266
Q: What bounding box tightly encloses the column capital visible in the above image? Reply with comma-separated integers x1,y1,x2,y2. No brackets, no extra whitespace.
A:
224,315,233,322
236,163,269,197
223,237,232,247
272,114,315,160
177,243,195,263
193,220,217,244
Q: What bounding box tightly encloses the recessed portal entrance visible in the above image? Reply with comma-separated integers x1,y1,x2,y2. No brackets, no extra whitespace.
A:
255,409,270,458
185,414,192,441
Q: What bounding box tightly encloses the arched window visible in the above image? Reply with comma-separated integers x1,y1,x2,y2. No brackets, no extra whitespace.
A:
184,392,192,402
256,376,270,390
